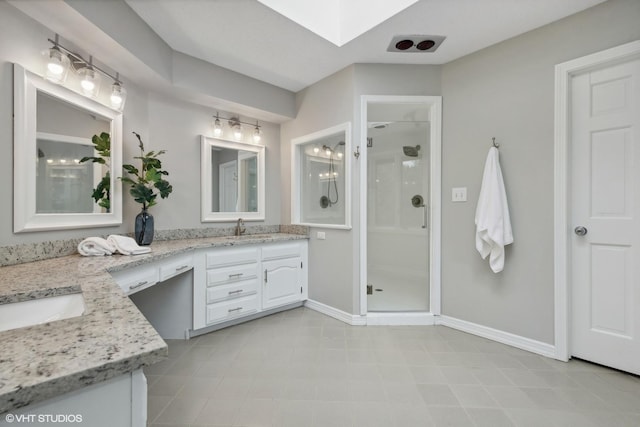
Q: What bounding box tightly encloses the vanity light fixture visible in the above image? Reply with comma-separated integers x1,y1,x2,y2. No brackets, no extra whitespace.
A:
211,112,263,143
43,34,127,110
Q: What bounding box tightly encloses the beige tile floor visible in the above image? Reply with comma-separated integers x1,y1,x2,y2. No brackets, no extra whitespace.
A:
145,307,640,427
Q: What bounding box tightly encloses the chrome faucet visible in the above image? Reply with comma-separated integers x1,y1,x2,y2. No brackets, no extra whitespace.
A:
235,218,246,236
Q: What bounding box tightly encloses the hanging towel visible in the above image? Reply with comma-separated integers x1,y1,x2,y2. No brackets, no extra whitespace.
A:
475,147,513,273
107,235,152,255
77,237,116,256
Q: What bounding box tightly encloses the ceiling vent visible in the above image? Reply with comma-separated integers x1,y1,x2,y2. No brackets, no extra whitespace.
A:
387,35,446,53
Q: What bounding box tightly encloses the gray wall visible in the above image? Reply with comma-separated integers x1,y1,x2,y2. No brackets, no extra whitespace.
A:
0,3,281,248
281,66,356,314
440,0,640,344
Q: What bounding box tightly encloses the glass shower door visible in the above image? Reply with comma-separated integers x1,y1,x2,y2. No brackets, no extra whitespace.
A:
367,121,430,312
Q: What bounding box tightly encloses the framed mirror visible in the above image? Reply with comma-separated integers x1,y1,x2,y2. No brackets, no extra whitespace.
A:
200,135,265,222
13,64,123,232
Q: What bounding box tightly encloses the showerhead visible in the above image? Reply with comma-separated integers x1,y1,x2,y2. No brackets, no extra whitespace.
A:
403,145,421,157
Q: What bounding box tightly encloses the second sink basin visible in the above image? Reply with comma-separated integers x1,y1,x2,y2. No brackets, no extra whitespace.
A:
0,293,86,333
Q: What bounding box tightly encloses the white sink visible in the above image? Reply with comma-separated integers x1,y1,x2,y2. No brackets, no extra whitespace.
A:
0,293,86,333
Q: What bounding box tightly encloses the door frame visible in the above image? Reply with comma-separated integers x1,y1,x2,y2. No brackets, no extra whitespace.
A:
554,40,640,361
359,95,442,317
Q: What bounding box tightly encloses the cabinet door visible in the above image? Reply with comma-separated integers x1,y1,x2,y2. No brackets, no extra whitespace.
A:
262,257,303,310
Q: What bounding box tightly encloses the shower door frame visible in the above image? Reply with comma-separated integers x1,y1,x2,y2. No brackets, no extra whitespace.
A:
359,95,442,318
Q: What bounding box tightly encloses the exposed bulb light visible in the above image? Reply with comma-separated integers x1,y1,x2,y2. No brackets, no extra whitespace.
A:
313,146,320,154
78,58,100,98
325,148,332,156
337,152,343,159
110,74,126,111
252,121,262,143
44,35,69,84
46,159,53,164
213,113,223,137
229,118,242,140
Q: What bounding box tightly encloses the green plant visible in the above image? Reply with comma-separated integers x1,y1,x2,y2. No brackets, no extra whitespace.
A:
79,132,111,211
121,132,173,209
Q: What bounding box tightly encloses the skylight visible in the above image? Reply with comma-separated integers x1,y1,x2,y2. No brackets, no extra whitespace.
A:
257,0,419,47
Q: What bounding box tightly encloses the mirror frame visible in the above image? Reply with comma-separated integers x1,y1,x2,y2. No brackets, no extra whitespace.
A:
200,135,265,222
13,64,123,232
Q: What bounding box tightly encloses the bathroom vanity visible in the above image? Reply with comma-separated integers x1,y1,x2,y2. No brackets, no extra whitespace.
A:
0,232,308,425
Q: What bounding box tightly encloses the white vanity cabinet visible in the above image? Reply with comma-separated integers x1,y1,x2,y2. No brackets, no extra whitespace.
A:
193,240,308,331
262,243,307,310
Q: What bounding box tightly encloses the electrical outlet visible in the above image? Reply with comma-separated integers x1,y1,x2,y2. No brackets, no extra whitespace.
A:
316,231,326,240
452,187,467,202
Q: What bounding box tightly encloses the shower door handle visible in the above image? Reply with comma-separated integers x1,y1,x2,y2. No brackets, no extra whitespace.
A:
422,204,428,229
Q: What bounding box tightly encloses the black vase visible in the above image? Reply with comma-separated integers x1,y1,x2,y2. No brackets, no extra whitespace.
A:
134,207,154,246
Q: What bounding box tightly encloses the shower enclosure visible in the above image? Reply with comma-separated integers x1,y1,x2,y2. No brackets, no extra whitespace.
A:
365,101,432,312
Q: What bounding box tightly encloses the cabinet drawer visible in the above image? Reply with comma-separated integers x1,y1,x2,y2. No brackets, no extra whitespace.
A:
112,266,159,295
206,247,259,268
206,295,258,324
262,242,303,260
207,263,258,286
159,254,194,281
206,279,258,303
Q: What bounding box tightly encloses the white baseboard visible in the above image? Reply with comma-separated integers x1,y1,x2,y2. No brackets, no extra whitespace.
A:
304,301,557,359
437,315,556,359
366,312,436,326
304,299,366,326
305,300,435,326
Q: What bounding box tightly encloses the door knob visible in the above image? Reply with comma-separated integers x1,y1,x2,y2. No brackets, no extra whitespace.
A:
574,226,588,236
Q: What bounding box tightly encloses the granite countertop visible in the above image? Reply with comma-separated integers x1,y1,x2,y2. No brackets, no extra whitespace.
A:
0,232,307,414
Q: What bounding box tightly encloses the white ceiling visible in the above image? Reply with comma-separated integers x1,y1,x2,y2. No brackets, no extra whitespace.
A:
125,0,605,93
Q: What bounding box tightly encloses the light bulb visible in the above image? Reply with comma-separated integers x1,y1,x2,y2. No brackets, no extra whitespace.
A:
252,125,262,143
46,159,53,164
325,149,332,156
233,124,242,140
73,159,80,163
313,146,320,154
337,152,343,159
79,67,100,97
45,47,69,84
213,117,223,137
110,81,126,110
60,159,66,164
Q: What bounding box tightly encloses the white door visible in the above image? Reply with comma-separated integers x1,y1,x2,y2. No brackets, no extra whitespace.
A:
570,58,640,374
219,160,238,212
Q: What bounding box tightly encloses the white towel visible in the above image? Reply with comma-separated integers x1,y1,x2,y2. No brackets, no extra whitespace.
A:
107,235,152,255
77,237,116,256
475,147,513,273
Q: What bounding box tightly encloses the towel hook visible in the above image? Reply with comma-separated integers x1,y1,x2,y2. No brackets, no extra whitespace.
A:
492,137,500,149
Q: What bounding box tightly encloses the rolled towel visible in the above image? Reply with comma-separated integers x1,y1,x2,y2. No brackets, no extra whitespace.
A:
107,234,151,255
78,237,116,256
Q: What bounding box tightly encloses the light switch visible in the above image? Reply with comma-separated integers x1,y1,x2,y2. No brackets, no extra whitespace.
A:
452,187,467,202
316,231,326,240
